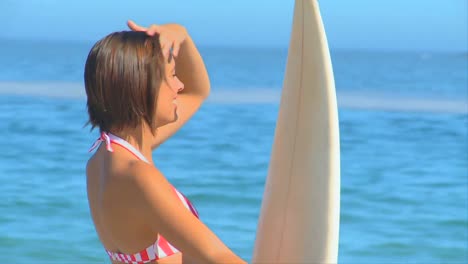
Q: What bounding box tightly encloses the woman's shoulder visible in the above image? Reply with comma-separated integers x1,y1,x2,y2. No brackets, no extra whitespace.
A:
89,159,167,219
86,150,160,182
126,160,166,184
86,154,164,201
113,161,170,201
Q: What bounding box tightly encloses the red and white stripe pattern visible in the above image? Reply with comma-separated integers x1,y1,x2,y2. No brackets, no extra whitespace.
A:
89,132,200,263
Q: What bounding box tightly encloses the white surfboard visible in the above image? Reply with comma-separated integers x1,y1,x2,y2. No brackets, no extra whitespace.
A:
252,0,341,263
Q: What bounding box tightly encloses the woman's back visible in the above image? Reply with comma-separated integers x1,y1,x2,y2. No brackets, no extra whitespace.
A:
87,145,148,251
87,134,198,263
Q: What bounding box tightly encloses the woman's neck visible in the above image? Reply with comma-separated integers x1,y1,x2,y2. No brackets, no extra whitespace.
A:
110,125,155,165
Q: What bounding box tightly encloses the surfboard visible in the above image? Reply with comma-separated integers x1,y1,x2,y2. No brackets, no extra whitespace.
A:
252,0,341,263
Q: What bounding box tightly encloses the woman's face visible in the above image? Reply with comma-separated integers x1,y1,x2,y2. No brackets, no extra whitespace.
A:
155,56,184,127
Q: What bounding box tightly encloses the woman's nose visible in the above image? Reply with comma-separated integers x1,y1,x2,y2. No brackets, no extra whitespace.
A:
178,83,184,92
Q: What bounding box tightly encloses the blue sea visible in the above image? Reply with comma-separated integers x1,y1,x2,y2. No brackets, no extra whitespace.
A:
0,38,467,263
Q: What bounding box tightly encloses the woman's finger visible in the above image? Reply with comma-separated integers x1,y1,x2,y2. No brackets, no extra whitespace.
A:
160,35,168,50
127,20,147,32
165,41,173,60
172,42,180,58
160,42,167,58
146,25,161,36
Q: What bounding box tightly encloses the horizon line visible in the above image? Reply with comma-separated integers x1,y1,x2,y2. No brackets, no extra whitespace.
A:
0,37,466,54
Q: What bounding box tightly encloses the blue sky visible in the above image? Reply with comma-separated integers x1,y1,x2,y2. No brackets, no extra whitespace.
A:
1,0,466,51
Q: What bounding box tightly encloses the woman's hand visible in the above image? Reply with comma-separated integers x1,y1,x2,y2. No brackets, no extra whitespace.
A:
127,20,188,59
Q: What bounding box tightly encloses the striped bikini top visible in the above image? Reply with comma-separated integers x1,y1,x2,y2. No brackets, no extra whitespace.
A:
89,132,199,264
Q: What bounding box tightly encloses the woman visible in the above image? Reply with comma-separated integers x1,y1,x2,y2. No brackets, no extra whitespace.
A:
85,20,247,264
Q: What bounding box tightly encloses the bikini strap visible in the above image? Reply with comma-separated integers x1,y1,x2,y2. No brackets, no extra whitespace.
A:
88,132,114,153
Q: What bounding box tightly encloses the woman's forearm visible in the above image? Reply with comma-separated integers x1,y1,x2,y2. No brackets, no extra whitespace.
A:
176,32,210,99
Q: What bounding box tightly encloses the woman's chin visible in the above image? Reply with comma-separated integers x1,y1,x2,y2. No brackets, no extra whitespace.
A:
173,107,179,121
163,114,178,126
157,108,178,127
157,118,176,128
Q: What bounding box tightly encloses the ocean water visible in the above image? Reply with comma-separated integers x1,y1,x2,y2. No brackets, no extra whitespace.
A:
0,39,467,263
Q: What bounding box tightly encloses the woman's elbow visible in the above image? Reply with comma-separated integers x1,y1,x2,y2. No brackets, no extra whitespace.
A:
201,81,211,100
208,252,246,264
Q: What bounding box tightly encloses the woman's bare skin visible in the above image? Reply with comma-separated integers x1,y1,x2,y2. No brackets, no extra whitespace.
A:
86,21,246,264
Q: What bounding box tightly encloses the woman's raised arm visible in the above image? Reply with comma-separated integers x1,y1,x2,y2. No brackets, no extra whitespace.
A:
128,20,211,148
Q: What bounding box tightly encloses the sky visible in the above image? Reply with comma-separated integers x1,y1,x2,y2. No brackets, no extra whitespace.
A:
0,0,466,51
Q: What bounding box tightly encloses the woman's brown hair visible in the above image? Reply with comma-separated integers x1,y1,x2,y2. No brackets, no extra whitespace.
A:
84,31,165,134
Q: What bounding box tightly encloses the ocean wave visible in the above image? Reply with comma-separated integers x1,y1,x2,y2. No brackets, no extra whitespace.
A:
0,82,466,114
